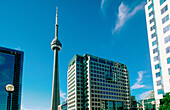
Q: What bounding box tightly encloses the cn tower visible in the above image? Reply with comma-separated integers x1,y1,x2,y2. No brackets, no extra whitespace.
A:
51,7,62,110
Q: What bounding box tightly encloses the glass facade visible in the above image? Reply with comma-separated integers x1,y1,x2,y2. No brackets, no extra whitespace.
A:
158,89,163,95
164,35,170,43
163,24,170,34
160,0,166,5
152,40,157,46
167,57,170,64
148,4,153,10
162,15,169,24
101,100,123,110
154,56,159,61
155,64,160,69
150,18,155,24
161,5,168,15
143,98,155,110
149,11,154,17
151,33,156,38
157,80,161,86
153,48,158,54
156,72,161,78
0,47,24,110
150,25,156,31
138,90,155,110
0,53,15,110
166,46,170,54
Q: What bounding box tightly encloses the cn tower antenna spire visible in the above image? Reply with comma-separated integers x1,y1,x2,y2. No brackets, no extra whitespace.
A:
55,6,59,39
56,6,58,25
51,6,62,110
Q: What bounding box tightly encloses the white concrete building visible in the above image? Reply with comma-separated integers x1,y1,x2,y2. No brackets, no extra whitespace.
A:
145,0,170,109
67,54,131,110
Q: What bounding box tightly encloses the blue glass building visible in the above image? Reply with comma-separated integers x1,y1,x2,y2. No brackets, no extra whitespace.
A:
0,47,24,110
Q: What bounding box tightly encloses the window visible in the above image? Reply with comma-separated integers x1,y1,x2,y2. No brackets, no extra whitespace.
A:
168,68,170,75
148,4,153,10
155,64,160,70
156,72,161,78
164,35,170,43
152,40,157,46
167,57,170,64
160,0,166,5
153,48,158,54
149,11,154,17
154,56,159,61
158,89,163,95
162,15,169,24
90,57,97,62
99,59,105,64
157,80,161,86
161,5,168,15
166,46,170,54
150,18,155,24
151,33,156,38
163,25,170,33
150,25,156,31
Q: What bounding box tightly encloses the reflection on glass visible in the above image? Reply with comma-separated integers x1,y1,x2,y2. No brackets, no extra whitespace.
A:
101,100,123,110
0,53,15,110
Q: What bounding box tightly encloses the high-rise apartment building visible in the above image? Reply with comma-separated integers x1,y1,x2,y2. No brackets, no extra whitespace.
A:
145,0,170,109
67,54,131,110
0,47,24,110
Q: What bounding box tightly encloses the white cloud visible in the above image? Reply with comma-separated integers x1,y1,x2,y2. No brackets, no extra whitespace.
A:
137,71,146,82
113,1,146,33
100,0,108,16
101,0,106,10
114,2,129,32
131,83,145,90
60,90,67,100
139,90,153,99
131,71,147,90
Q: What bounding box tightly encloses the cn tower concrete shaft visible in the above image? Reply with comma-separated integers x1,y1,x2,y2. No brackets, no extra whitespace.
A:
51,7,62,110
51,49,60,110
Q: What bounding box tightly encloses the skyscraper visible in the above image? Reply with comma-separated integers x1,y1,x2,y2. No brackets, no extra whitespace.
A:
67,54,131,110
145,0,170,109
51,7,62,110
0,46,24,110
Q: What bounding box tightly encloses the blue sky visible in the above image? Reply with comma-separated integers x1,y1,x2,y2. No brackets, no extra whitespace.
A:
0,0,154,109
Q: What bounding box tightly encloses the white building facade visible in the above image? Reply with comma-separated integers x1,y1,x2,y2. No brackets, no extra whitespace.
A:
145,0,170,109
67,54,131,110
